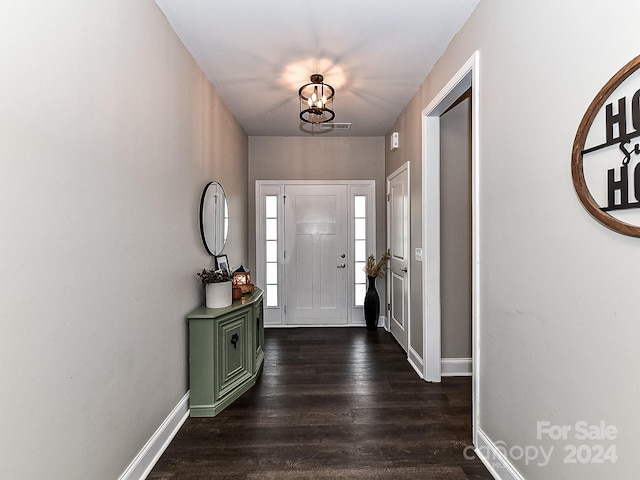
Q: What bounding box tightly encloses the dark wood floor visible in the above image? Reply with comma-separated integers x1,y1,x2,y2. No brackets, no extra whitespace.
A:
147,328,493,479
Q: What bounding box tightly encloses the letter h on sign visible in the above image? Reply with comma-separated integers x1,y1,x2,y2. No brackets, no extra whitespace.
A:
606,90,640,144
607,163,640,210
608,165,629,208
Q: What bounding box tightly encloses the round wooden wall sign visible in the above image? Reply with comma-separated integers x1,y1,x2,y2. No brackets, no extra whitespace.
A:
572,55,640,237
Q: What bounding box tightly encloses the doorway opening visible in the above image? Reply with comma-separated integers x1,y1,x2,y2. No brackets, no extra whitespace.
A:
422,51,480,445
255,180,376,327
440,90,472,377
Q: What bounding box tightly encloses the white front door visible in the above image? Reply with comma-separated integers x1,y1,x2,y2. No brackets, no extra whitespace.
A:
283,185,348,325
387,164,410,351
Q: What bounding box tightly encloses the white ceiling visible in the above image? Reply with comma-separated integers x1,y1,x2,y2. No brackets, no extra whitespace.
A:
154,0,480,137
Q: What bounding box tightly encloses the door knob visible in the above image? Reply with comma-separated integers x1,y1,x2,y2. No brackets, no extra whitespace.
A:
337,263,346,268
401,267,408,273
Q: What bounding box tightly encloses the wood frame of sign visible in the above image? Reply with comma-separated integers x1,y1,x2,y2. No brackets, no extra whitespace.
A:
572,55,640,237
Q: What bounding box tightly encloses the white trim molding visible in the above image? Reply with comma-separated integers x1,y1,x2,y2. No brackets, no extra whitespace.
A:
440,357,472,376
386,161,411,357
265,316,386,329
255,180,376,327
118,392,190,480
474,429,526,480
407,347,424,379
422,50,481,446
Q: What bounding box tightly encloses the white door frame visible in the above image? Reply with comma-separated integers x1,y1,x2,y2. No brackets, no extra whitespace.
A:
255,180,376,327
421,51,480,444
386,162,410,350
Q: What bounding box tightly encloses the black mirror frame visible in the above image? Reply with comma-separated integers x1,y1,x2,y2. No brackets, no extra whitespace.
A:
199,181,228,255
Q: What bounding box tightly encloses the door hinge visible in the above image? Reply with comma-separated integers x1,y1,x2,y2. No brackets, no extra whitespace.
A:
387,303,391,311
387,248,391,255
283,195,286,204
284,250,286,259
386,193,390,201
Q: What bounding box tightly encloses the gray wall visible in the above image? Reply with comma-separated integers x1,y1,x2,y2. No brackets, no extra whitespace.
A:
386,0,640,478
248,136,386,302
386,89,426,358
0,1,248,478
440,95,472,359
6,1,639,478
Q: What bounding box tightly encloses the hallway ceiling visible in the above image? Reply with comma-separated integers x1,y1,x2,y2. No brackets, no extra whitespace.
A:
154,0,480,137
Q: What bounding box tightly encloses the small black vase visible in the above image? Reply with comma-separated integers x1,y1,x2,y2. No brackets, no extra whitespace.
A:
363,276,380,331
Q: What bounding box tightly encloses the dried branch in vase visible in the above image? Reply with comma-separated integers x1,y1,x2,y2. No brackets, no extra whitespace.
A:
365,253,390,278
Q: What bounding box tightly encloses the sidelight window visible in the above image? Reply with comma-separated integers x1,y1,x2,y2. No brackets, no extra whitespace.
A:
354,195,367,306
265,195,278,307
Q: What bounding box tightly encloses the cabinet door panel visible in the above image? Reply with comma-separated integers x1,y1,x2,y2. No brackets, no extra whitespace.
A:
216,311,252,399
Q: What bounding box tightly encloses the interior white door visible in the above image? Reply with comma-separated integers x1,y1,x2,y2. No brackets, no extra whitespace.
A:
387,164,409,351
283,185,348,325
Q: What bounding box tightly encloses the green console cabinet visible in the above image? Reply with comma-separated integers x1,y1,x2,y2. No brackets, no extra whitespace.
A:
187,288,264,417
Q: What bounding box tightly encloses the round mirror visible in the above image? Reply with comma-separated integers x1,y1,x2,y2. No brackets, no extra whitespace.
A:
199,181,229,255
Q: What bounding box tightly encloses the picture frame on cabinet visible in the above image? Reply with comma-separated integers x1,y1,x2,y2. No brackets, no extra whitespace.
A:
215,254,230,276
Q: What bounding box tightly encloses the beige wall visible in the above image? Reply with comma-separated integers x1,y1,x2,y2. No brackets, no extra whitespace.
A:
440,95,472,359
248,136,386,301
7,1,640,479
386,0,640,478
0,1,247,479
386,93,426,358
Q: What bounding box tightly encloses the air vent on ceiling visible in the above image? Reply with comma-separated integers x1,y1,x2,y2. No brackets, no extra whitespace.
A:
319,122,352,130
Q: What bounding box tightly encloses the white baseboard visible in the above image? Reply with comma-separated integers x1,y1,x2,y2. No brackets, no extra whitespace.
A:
441,357,472,376
407,347,424,378
475,428,526,480
118,391,190,480
264,316,387,329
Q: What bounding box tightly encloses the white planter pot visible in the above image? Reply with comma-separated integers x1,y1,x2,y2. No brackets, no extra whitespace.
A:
205,281,232,308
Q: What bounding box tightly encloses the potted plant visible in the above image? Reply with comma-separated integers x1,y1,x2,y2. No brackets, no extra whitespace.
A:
363,253,390,330
197,268,233,308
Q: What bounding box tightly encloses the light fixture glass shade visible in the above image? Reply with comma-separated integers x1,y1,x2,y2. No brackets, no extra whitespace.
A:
299,74,335,124
232,264,251,286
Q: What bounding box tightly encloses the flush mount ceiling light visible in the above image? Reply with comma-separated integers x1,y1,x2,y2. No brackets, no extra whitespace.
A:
299,74,335,124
